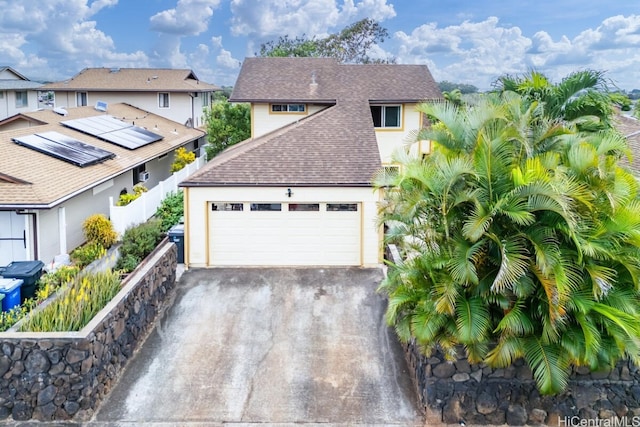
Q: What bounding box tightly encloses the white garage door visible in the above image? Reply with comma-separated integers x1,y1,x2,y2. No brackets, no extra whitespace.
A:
0,211,27,266
208,202,361,266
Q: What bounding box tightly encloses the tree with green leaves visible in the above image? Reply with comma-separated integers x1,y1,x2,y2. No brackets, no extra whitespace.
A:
494,70,615,131
203,98,250,159
438,81,479,94
258,18,394,64
376,92,640,395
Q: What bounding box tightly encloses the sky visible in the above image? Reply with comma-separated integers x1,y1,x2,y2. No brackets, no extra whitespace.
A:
1,0,639,91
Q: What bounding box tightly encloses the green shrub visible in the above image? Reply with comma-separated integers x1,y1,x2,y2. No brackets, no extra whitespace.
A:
155,191,184,232
170,147,195,173
117,184,148,206
83,214,118,248
20,270,122,332
70,242,106,269
115,220,163,273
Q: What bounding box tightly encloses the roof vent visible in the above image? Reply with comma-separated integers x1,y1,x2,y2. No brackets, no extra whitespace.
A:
309,71,318,95
110,67,120,73
53,107,68,116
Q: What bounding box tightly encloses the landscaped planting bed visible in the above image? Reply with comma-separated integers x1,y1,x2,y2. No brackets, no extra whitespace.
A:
0,239,177,421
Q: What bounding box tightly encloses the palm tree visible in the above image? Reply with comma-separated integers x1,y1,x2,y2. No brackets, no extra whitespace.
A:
376,92,640,395
494,70,615,131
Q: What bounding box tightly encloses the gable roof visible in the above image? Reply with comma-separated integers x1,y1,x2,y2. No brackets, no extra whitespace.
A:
0,66,43,90
41,68,219,93
230,57,442,104
185,57,441,188
0,104,204,208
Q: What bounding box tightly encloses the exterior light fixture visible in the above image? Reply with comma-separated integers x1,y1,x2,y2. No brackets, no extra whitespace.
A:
286,188,293,198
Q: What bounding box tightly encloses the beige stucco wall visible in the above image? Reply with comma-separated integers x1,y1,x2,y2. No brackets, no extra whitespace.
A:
374,102,425,164
251,103,328,138
184,185,381,268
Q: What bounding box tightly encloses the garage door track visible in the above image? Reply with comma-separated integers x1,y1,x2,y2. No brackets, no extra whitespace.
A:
93,267,423,426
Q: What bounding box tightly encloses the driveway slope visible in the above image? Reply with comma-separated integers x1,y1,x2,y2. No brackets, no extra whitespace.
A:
93,267,423,426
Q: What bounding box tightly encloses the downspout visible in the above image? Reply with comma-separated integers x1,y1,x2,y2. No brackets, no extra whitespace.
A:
189,93,196,128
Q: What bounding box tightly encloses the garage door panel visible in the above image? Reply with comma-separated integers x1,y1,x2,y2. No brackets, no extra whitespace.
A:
209,202,361,266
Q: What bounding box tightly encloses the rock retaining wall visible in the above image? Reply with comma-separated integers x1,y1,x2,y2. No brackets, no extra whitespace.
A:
405,340,640,426
0,239,177,422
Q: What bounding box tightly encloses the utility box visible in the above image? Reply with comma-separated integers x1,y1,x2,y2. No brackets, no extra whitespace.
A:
0,278,23,312
1,260,44,302
168,224,185,264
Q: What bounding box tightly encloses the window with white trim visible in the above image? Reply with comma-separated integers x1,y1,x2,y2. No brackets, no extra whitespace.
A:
271,104,305,113
15,91,28,108
370,105,401,128
76,92,87,107
159,92,170,108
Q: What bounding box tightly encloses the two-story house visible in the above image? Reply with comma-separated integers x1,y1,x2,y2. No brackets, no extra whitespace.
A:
0,103,206,266
180,57,443,267
0,67,43,120
41,68,219,129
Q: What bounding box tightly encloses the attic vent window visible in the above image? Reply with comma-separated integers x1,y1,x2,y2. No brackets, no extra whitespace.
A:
271,104,305,113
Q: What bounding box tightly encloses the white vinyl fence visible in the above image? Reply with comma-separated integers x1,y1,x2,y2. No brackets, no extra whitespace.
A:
109,156,205,235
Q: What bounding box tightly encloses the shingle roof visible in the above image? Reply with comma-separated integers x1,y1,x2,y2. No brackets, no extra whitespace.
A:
184,57,442,188
0,104,204,208
182,99,381,187
41,68,219,93
230,57,441,103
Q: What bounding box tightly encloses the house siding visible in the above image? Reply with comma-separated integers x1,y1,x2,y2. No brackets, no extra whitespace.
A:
252,103,329,138
51,91,211,127
374,102,424,163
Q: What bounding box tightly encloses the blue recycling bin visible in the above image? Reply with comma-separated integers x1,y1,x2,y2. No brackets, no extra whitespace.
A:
0,278,23,312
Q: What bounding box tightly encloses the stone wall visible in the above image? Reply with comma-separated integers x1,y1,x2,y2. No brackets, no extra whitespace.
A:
405,340,640,426
0,239,177,422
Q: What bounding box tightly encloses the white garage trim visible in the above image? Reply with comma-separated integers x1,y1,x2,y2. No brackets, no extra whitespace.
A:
207,202,362,266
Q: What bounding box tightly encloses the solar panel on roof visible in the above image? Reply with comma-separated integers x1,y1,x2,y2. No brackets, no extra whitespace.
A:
12,132,115,167
61,115,163,150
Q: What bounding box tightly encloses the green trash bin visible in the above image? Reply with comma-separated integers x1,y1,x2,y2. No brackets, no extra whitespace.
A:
168,224,185,264
1,261,44,303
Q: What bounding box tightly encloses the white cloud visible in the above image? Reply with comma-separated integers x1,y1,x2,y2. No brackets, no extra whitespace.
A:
0,0,146,80
216,49,241,69
229,0,395,41
150,0,222,36
393,17,531,89
389,14,640,90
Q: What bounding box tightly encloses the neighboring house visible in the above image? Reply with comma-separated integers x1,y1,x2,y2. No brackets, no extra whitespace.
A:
0,66,43,120
180,57,442,267
40,68,219,128
0,103,205,266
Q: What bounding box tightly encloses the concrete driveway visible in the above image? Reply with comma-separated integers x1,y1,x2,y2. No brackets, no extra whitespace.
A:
92,267,423,426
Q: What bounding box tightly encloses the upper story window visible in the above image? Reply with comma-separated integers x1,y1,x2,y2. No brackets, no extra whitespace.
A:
76,92,88,107
271,104,305,113
202,92,210,107
159,92,170,108
15,91,28,108
371,105,401,128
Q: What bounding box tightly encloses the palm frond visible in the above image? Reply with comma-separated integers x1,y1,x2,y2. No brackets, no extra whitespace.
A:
523,337,569,395
455,296,491,344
